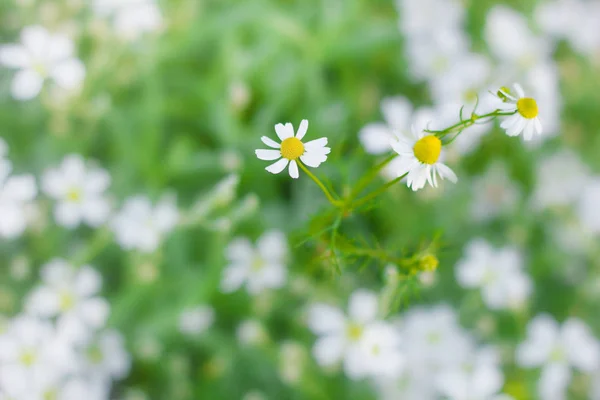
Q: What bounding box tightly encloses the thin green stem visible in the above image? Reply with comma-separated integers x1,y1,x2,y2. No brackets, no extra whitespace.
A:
425,110,516,136
298,161,342,207
350,173,407,209
350,153,397,199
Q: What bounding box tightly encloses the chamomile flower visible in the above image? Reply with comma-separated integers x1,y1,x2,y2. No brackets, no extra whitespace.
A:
497,84,543,140
390,127,457,191
255,119,330,179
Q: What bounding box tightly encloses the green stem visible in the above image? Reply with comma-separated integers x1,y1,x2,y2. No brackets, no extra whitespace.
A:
425,110,516,136
298,161,342,207
350,153,397,199
350,173,407,209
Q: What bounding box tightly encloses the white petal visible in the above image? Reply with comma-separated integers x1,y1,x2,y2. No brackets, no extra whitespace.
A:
300,153,323,168
255,149,281,161
436,163,458,183
50,58,85,90
55,202,83,228
79,298,110,328
534,118,543,134
75,266,102,296
11,69,44,100
348,290,378,324
220,264,248,293
226,238,254,262
304,137,328,150
288,160,299,179
21,26,49,59
381,96,412,130
313,336,345,367
523,120,535,141
0,45,31,68
296,119,309,140
261,136,280,149
265,158,289,174
257,230,288,262
514,83,525,98
307,304,346,334
359,123,393,155
274,123,294,141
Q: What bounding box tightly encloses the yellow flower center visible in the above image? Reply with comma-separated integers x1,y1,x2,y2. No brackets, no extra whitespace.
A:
87,346,104,364
517,98,539,119
19,349,37,366
59,291,75,311
66,188,82,202
346,323,364,342
280,137,304,160
419,254,439,272
251,256,265,272
413,135,442,165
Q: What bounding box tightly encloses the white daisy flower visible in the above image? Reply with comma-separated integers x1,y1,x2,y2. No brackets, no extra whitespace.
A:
390,127,457,191
81,330,131,383
307,290,403,380
221,230,288,294
178,305,215,336
255,119,330,179
497,84,543,140
25,259,110,344
111,195,179,253
42,154,111,229
0,26,85,100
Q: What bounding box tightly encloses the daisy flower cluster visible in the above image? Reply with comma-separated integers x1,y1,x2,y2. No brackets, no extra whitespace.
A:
0,261,130,399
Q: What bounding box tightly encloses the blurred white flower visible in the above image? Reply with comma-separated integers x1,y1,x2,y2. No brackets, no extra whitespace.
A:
42,154,111,228
456,239,531,310
577,177,600,234
0,160,37,239
485,6,552,69
236,319,267,346
533,150,590,210
82,330,131,384
307,290,403,380
178,305,214,336
221,230,288,294
471,163,520,221
359,96,413,155
535,0,600,57
390,127,457,191
517,315,600,399
112,195,179,253
0,316,76,396
437,347,509,400
26,259,110,344
0,25,85,100
255,119,330,179
92,0,163,40
497,84,543,140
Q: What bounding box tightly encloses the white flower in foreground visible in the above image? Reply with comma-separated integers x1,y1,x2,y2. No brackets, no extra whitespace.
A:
456,239,531,310
178,305,215,335
26,259,110,344
390,127,457,191
437,347,510,400
111,195,179,253
42,154,111,228
0,25,85,100
497,84,543,140
307,290,403,379
255,119,330,179
517,315,600,399
0,160,37,239
221,230,287,294
92,0,163,40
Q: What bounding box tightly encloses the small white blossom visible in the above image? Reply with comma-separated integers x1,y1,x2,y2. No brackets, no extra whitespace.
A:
456,239,532,310
390,126,457,191
307,290,403,380
178,306,215,336
81,330,131,384
26,259,110,344
517,315,600,399
92,0,163,40
112,195,179,253
221,230,288,294
497,84,543,140
0,25,85,100
0,159,37,239
42,154,111,228
255,120,330,179
471,163,520,221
